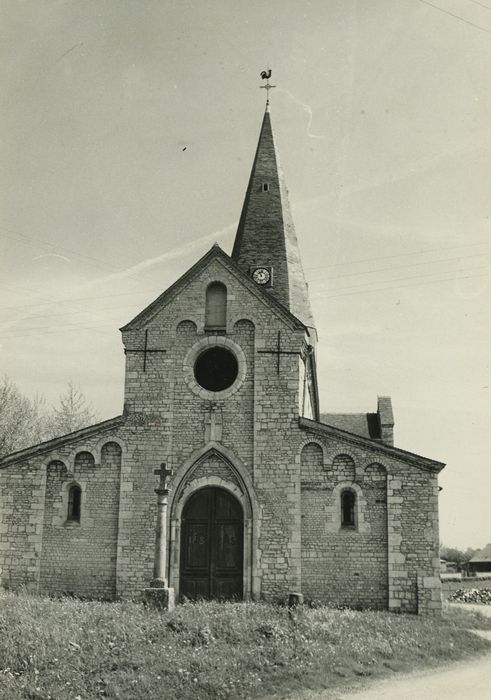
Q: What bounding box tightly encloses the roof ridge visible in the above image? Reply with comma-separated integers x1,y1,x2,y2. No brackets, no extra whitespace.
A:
0,415,124,466
299,417,445,471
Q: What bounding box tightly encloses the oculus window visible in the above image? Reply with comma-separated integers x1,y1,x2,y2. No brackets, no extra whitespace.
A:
194,346,238,392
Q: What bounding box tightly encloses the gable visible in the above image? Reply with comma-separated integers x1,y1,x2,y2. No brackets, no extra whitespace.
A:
120,245,308,334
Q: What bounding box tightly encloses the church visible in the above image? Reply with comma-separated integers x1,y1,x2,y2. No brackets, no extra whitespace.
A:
0,100,444,615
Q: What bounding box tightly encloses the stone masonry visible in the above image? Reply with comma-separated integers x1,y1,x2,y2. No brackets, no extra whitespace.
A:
0,105,444,614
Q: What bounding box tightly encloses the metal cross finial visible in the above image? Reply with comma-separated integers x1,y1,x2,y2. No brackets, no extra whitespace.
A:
260,68,276,107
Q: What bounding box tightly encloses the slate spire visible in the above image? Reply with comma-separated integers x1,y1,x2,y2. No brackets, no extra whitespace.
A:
232,106,316,335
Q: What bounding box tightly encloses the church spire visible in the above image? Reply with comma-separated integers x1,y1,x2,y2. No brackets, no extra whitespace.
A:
231,104,316,334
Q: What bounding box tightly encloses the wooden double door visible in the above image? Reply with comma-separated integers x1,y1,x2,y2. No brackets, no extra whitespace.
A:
180,487,243,600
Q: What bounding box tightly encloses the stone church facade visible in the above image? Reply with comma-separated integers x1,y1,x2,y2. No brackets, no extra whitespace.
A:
0,107,444,614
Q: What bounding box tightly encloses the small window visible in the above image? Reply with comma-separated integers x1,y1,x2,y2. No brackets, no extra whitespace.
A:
341,490,356,528
205,282,227,329
67,484,82,523
261,183,270,192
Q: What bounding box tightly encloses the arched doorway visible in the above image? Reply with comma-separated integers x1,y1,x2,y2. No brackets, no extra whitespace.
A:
180,487,243,600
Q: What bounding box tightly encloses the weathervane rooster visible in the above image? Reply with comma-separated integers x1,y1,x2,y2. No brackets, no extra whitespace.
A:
259,69,276,104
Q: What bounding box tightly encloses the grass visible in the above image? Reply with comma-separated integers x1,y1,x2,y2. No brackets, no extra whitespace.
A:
0,592,489,700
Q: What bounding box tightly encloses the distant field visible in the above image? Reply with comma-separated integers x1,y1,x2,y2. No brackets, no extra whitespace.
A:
0,592,490,700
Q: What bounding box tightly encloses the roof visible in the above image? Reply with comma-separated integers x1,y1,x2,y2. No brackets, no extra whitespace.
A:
0,415,124,467
320,412,380,439
299,416,445,472
231,108,316,333
470,544,491,563
120,244,309,334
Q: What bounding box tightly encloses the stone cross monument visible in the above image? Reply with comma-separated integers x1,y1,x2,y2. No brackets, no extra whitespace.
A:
143,462,175,610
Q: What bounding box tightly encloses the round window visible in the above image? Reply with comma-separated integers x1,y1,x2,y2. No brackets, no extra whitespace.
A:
194,346,239,392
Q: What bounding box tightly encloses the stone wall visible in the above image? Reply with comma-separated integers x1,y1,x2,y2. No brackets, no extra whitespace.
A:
0,462,46,591
297,421,441,613
386,470,440,614
0,253,442,614
0,436,124,597
39,443,121,598
120,256,308,601
300,444,388,608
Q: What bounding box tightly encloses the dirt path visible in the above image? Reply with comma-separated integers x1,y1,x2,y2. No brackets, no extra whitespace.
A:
284,652,491,700
333,653,491,699
285,604,491,700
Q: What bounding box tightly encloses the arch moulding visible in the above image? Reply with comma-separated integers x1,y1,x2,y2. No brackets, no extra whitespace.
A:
326,481,370,534
168,443,261,601
297,437,327,466
94,435,126,457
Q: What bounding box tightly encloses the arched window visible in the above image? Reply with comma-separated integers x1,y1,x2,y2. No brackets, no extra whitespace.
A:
341,489,356,528
67,484,82,523
205,282,227,329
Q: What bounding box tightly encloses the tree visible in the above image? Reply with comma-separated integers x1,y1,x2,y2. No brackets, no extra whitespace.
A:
440,544,477,572
45,382,97,439
0,375,49,458
0,377,98,459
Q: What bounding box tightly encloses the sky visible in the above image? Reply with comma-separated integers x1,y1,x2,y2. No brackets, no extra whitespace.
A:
1,0,490,550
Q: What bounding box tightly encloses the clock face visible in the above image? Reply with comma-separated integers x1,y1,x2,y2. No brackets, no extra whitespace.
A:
252,267,271,285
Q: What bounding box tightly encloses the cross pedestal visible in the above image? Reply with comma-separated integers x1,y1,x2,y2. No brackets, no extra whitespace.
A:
143,463,175,611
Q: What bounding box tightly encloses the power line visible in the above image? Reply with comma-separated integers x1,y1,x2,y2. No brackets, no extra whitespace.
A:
308,252,490,284
0,280,128,340
5,259,487,327
418,0,491,35
2,249,486,317
311,271,491,301
311,263,488,296
465,0,491,11
1,321,119,340
305,240,491,271
2,269,489,340
1,300,145,325
310,266,489,298
0,290,155,313
3,229,161,290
